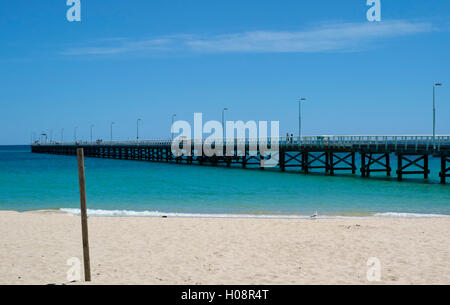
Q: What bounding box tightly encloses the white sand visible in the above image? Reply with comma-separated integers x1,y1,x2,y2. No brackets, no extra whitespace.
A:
0,211,449,285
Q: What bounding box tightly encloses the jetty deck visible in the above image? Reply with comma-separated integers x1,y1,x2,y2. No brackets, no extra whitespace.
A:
32,135,450,184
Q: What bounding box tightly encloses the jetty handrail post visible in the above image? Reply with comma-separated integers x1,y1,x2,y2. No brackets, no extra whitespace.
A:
76,148,92,282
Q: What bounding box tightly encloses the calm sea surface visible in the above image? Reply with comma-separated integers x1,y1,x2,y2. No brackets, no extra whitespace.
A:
0,145,449,217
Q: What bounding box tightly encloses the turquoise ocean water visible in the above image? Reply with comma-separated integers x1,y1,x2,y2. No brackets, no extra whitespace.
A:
0,145,449,217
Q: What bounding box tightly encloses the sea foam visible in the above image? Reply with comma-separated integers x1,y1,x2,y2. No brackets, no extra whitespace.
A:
60,208,449,219
373,212,450,218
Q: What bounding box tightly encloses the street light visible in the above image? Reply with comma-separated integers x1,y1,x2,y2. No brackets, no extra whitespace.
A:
136,118,142,142
171,114,177,141
61,129,64,143
90,124,95,143
41,133,47,143
222,108,228,141
433,83,442,150
110,122,115,142
74,127,78,142
298,97,307,144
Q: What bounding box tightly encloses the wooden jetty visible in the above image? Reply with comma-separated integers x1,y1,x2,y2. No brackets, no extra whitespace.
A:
31,135,450,184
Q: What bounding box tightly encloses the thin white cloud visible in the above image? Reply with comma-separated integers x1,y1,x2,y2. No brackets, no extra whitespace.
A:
187,20,434,53
62,20,434,56
62,38,172,55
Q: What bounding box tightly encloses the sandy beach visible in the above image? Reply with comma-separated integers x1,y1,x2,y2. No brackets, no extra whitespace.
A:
0,210,449,285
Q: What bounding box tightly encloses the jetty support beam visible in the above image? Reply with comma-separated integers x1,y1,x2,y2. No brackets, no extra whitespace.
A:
303,152,328,174
360,153,391,178
328,152,356,176
396,154,430,181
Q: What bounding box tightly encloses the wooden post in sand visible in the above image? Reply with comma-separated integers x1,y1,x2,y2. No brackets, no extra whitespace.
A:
77,148,91,282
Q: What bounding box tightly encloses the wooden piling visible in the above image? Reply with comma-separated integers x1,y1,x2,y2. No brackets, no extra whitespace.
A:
76,148,91,282
302,151,309,173
366,154,372,177
242,149,248,168
351,152,356,174
386,153,391,177
280,150,286,172
329,152,334,176
440,155,447,184
397,154,403,181
361,153,366,177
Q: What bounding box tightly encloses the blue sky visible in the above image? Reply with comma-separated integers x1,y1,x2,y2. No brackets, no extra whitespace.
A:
1,0,449,144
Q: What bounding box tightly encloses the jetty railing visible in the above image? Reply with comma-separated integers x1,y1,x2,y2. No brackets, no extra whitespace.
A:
33,135,450,151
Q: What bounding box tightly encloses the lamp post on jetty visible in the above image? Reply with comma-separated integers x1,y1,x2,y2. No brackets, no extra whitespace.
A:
171,114,177,142
136,118,142,143
110,122,115,142
41,133,48,144
222,108,228,141
74,127,78,142
433,83,442,150
90,125,95,144
298,97,307,146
